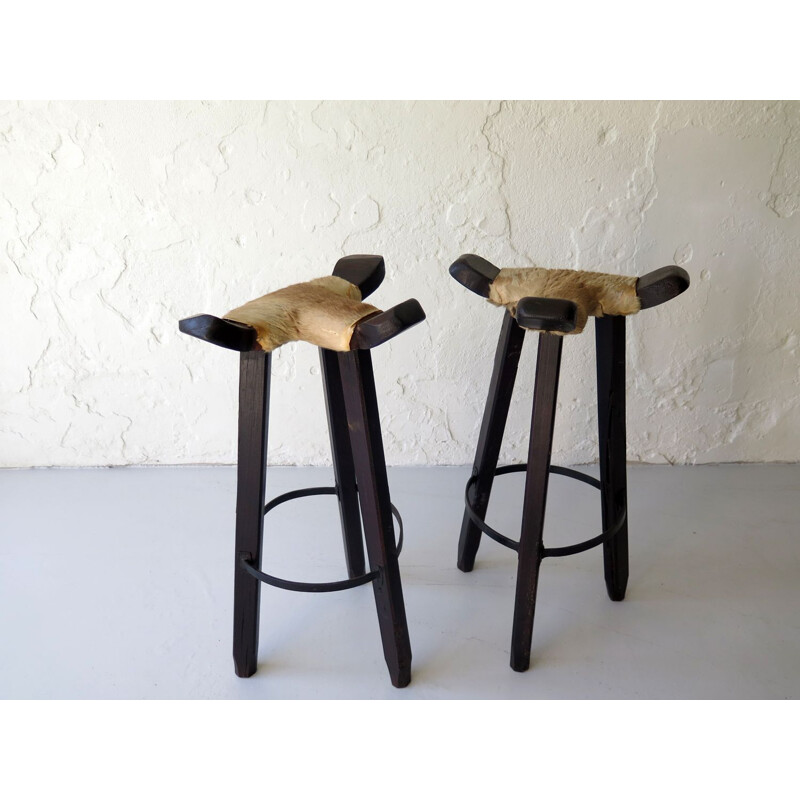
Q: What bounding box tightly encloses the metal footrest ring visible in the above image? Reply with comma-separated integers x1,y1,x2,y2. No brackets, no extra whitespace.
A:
464,464,626,558
238,486,403,593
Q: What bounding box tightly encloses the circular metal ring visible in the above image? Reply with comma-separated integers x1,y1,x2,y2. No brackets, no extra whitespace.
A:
464,465,625,558
238,485,403,593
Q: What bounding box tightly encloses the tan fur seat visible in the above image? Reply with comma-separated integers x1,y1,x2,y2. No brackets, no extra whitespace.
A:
224,275,380,352
488,267,640,335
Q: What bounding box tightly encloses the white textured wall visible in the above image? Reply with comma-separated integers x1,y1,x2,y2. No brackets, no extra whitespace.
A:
2,100,799,467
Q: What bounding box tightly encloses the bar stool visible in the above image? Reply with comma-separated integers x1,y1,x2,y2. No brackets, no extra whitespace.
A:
450,254,690,672
178,256,424,688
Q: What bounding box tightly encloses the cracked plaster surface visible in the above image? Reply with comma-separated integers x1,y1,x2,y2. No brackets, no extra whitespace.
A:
1,100,799,467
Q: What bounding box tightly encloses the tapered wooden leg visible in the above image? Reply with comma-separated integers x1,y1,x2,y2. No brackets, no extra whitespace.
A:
595,315,629,601
458,311,526,572
510,333,563,672
319,348,366,578
232,351,270,678
339,349,412,688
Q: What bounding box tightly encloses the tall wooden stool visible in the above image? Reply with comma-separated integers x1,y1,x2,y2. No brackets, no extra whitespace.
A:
451,254,690,672
178,256,424,688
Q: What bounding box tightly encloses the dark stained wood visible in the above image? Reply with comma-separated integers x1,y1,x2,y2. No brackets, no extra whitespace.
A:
458,311,526,572
595,315,629,601
350,299,426,350
179,314,258,351
178,260,424,686
515,296,578,333
333,254,385,299
319,348,366,579
338,349,412,688
232,351,271,677
510,332,563,672
636,265,690,309
448,253,501,297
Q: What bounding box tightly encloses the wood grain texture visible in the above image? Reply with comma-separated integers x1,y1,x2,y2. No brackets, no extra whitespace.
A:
332,254,385,299
448,253,501,297
636,265,690,309
349,299,426,350
515,296,578,334
596,315,629,601
320,347,366,579
339,349,412,688
232,351,271,677
178,314,258,351
457,311,526,572
510,333,563,672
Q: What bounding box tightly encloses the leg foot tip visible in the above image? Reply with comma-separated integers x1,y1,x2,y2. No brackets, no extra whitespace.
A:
510,656,530,672
390,669,412,689
606,583,628,602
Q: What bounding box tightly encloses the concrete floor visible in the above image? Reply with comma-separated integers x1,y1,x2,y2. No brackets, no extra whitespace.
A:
1,464,798,699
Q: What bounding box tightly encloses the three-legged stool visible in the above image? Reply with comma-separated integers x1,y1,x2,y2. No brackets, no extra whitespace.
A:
178,256,424,687
450,254,689,672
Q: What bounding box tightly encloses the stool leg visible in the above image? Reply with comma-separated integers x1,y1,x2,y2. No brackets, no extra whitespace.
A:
510,333,563,672
232,351,270,678
339,349,412,688
320,348,366,578
458,311,526,572
595,315,629,601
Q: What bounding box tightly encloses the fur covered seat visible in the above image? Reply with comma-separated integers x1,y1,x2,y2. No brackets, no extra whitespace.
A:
488,267,640,334
178,256,424,354
224,275,379,352
450,253,689,334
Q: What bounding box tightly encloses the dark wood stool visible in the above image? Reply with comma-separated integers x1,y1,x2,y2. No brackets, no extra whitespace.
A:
178,256,425,688
450,254,690,672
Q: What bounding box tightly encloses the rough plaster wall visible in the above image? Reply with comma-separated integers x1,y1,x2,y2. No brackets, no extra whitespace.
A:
1,100,798,468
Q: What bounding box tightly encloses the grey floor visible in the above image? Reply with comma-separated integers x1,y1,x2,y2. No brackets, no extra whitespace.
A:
1,464,798,699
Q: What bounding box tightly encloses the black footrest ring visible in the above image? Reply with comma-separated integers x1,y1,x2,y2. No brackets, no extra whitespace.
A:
238,486,403,593
464,464,626,558
240,557,377,593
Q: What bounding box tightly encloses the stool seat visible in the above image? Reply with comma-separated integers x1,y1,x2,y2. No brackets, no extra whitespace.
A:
179,256,424,354
449,253,690,334
224,275,378,352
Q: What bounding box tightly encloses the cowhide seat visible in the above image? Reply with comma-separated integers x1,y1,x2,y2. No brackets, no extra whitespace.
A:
450,253,690,672
179,255,425,688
